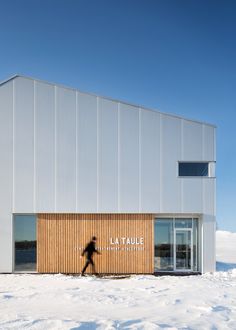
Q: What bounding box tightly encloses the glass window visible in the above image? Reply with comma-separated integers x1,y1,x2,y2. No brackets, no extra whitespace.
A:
175,230,192,270
178,162,209,177
175,218,192,228
193,218,198,271
154,219,174,271
155,218,199,272
14,215,36,271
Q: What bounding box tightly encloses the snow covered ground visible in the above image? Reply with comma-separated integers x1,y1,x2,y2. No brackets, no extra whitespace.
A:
0,230,236,330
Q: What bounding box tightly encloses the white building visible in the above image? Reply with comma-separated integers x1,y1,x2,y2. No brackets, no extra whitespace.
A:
0,75,216,274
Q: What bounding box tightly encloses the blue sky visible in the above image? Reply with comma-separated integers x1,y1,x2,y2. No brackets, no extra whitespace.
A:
0,0,235,231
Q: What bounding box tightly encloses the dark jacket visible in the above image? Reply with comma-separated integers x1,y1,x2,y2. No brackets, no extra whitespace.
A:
81,241,100,259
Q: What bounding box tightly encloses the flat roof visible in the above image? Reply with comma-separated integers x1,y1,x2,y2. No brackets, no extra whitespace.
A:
0,74,216,128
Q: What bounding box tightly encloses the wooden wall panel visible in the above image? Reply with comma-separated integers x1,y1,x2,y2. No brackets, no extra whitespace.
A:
37,214,154,274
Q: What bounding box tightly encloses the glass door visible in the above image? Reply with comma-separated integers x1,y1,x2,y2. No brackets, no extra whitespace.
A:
174,229,192,271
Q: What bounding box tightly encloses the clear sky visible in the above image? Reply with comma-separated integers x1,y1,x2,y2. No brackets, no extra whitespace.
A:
0,0,235,231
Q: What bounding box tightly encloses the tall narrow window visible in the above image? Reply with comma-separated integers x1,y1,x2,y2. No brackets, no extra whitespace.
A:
154,219,174,271
14,215,36,271
178,162,209,177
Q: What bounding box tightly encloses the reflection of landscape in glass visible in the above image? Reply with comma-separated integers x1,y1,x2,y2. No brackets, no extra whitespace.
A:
154,219,174,271
14,215,36,271
175,230,191,269
154,218,198,272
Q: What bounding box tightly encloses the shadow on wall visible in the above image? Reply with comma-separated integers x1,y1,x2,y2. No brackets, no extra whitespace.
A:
216,261,236,271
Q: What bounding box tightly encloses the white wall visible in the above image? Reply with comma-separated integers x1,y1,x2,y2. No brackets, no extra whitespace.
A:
35,81,55,212
98,97,118,212
0,76,216,272
0,81,13,272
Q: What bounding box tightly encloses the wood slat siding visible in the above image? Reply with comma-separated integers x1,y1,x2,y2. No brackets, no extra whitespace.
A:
37,214,154,274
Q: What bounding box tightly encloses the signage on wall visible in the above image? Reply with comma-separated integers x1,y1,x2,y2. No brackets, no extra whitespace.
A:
110,237,144,245
75,237,145,252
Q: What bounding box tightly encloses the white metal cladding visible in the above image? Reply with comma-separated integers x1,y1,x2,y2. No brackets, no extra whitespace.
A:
0,76,216,272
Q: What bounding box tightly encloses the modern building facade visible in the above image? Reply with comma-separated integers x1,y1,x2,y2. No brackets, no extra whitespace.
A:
0,75,216,274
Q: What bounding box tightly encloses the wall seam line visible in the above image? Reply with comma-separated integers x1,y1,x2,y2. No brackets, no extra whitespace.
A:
202,125,205,214
159,114,162,212
180,119,184,213
96,96,99,213
139,107,141,213
118,102,120,212
75,91,78,212
54,86,57,212
12,80,15,213
33,80,36,213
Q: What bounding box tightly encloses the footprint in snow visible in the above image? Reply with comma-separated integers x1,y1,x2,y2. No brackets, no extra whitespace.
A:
212,305,231,313
2,294,14,299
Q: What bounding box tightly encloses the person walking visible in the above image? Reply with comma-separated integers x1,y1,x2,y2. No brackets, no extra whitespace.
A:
80,236,101,276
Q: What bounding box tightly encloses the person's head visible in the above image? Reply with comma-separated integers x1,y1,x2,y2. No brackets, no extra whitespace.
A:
92,236,97,242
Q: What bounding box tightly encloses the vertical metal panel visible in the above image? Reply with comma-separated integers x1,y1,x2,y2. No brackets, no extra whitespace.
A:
203,125,216,161
140,109,161,212
37,214,154,274
77,92,97,212
35,81,55,212
56,87,76,211
202,214,216,272
203,179,216,216
161,114,181,212
202,178,216,273
98,97,118,211
14,77,34,212
119,103,139,212
0,81,13,272
182,120,203,160
182,179,203,212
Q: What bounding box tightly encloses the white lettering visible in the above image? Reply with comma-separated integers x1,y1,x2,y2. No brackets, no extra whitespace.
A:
121,237,126,244
109,237,145,245
110,238,114,245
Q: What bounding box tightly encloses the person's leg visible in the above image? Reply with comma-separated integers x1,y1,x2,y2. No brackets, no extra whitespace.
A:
81,259,90,275
90,258,97,275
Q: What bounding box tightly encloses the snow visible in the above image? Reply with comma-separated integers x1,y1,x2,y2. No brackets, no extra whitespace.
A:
0,230,236,330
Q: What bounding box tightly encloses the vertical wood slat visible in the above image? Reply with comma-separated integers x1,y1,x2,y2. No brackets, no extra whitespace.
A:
37,214,154,274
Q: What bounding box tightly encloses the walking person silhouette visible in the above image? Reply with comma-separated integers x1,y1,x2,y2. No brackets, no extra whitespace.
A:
80,236,101,276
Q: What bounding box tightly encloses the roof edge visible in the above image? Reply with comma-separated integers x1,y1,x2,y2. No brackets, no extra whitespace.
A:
0,74,216,128
0,74,20,86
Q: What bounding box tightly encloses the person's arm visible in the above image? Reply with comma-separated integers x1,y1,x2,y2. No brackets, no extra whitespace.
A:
81,244,88,257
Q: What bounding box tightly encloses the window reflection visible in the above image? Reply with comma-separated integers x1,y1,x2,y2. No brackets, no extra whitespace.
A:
14,215,36,271
154,219,174,271
175,219,192,228
193,218,198,271
179,162,209,176
155,218,199,272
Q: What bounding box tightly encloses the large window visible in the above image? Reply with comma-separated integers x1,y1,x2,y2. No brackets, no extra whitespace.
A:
154,218,199,272
178,162,209,177
14,215,36,271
